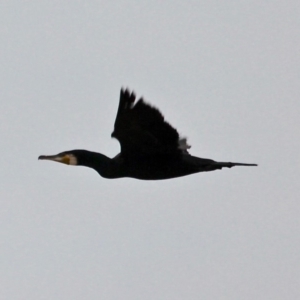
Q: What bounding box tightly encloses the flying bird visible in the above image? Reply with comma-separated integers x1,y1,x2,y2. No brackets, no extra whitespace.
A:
39,89,257,180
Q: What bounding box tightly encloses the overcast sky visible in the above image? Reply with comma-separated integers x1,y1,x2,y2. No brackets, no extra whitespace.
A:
1,1,299,299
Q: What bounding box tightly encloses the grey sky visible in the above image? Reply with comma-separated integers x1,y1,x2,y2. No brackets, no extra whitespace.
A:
1,1,299,299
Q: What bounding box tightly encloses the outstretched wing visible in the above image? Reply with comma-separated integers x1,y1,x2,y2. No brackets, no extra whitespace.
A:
111,89,190,158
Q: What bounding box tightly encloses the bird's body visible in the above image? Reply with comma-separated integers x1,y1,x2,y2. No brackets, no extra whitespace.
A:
39,89,257,180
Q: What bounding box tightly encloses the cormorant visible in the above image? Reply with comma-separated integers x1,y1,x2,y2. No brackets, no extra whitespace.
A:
39,89,257,180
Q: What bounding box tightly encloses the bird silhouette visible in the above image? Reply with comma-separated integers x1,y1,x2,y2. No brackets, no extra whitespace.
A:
39,89,257,180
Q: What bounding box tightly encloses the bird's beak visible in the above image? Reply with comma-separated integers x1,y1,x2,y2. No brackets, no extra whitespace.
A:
38,154,71,165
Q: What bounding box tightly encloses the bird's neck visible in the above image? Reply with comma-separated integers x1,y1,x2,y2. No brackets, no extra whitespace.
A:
78,151,116,178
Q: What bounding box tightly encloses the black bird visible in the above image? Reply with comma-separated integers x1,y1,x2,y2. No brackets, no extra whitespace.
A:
39,89,257,180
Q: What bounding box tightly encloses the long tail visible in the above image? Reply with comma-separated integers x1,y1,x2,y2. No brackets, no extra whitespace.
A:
213,162,258,169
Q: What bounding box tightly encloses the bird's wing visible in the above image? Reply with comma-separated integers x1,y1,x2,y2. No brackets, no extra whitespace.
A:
111,89,190,158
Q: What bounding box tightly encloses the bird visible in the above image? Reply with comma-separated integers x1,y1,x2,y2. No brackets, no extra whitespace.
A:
39,88,257,180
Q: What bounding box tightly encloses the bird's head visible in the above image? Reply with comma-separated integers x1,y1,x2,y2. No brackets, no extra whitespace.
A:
38,150,106,168
38,150,81,166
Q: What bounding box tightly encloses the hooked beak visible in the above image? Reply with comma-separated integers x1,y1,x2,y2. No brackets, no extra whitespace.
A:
38,154,72,165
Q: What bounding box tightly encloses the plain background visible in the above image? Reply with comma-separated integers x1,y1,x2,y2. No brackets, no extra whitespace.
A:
1,1,299,299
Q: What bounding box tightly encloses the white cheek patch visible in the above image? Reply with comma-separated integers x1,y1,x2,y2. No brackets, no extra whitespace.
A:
68,155,78,166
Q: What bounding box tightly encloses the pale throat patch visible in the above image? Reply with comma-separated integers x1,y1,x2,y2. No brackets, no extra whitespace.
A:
68,154,78,165
54,154,78,165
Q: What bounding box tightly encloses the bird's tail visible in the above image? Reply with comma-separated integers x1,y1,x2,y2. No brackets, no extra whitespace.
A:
213,162,258,169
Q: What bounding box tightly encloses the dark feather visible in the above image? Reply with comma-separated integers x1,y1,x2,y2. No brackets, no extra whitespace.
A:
112,89,187,157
